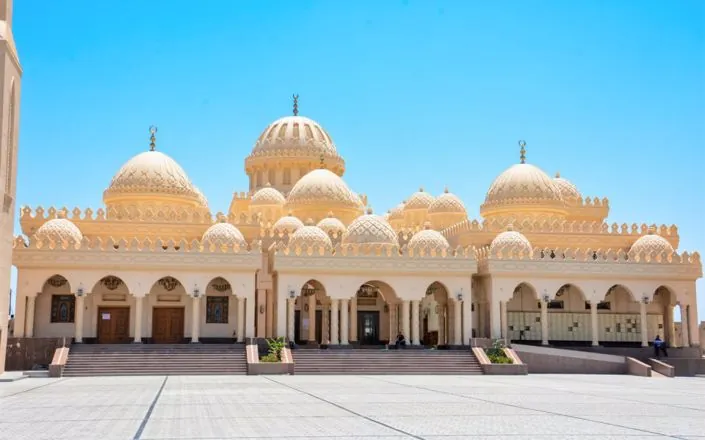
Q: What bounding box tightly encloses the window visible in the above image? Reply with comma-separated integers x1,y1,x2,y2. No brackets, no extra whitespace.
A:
51,295,75,323
206,296,229,324
584,301,611,310
538,300,564,310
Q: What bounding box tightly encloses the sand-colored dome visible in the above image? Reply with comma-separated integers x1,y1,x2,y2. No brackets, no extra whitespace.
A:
407,224,450,251
404,187,435,211
202,220,246,247
481,163,567,220
103,149,205,209
286,169,364,223
251,184,286,206
342,209,399,247
428,188,466,214
289,221,333,250
272,213,305,233
630,229,674,256
388,202,405,221
553,172,581,201
317,212,346,236
490,225,532,254
250,115,341,160
36,214,83,243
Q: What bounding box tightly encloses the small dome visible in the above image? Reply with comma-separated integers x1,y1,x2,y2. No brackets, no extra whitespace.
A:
289,223,333,250
104,150,202,207
407,224,450,251
317,212,346,235
490,225,532,254
202,221,246,247
272,213,305,232
36,214,83,243
250,116,340,159
287,169,362,210
553,172,581,201
404,187,435,210
343,209,399,247
630,229,674,256
251,184,286,206
428,188,466,214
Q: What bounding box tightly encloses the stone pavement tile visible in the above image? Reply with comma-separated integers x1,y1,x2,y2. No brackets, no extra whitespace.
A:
149,402,350,419
322,392,468,403
423,436,672,440
142,437,413,440
371,415,652,436
157,392,319,405
0,419,141,440
140,416,403,438
521,401,705,417
0,378,58,397
342,401,542,417
0,403,149,421
579,415,705,437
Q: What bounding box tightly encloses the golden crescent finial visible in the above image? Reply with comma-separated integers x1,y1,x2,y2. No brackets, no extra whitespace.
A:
518,140,526,164
149,126,158,151
292,94,299,116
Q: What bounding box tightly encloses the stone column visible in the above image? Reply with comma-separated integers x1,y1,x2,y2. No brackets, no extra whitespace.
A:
490,299,501,340
25,296,36,338
237,297,246,342
401,300,410,342
286,298,295,341
349,297,357,343
340,299,349,345
307,294,317,343
462,299,473,345
265,289,275,338
245,297,255,338
134,296,144,343
680,303,690,347
640,300,648,347
255,289,267,338
500,301,508,341
322,303,330,344
540,298,549,346
191,296,201,343
330,300,339,344
438,304,446,344
453,300,462,345
590,301,599,346
411,300,420,345
74,294,85,343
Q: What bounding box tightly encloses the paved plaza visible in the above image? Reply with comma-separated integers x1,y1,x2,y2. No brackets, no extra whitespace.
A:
0,374,703,439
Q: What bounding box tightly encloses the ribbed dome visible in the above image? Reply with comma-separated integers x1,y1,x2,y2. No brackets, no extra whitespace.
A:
250,116,340,159
36,215,83,243
342,209,399,247
407,224,450,251
490,225,532,254
103,150,203,208
388,202,405,220
289,223,333,250
428,188,466,214
630,230,674,256
405,187,435,210
287,169,361,209
553,172,581,201
272,214,305,233
317,212,346,235
251,184,286,206
202,221,246,247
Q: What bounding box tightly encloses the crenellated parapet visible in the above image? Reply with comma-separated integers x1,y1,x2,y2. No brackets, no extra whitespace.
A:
20,205,214,225
275,241,476,259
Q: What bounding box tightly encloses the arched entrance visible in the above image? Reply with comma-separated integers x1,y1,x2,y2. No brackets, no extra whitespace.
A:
506,282,539,343
294,280,328,344
91,275,131,344
354,281,399,345
421,282,450,346
601,284,640,346
149,276,187,344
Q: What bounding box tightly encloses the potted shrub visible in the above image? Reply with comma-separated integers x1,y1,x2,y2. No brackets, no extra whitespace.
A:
485,339,514,364
260,337,285,363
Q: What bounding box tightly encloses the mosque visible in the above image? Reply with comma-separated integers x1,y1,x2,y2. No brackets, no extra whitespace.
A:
9,94,702,355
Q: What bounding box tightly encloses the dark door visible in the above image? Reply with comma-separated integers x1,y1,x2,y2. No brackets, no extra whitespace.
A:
294,310,301,344
152,308,185,343
315,310,322,343
97,307,131,344
357,311,380,345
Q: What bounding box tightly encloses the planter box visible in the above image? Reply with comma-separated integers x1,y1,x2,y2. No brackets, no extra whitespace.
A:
472,347,528,375
249,362,290,375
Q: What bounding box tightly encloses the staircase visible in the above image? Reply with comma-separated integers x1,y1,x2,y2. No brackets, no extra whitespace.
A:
63,344,247,377
293,348,483,375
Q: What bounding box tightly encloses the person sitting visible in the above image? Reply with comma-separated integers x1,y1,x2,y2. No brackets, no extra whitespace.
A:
395,333,407,349
653,335,668,358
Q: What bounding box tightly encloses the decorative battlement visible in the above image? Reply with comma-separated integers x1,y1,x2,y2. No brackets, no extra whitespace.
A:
20,205,214,224
14,235,263,254
226,211,262,227
570,196,609,208
247,146,343,160
230,191,251,200
274,241,476,259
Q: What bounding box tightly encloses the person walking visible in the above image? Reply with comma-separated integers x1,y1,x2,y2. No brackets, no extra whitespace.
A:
653,335,668,358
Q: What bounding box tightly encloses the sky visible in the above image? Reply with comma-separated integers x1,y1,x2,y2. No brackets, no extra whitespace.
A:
10,0,705,317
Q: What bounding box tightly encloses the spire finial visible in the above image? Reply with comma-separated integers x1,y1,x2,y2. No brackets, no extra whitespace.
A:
149,126,158,151
292,94,299,116
319,153,325,169
444,186,449,193
518,140,526,164
555,171,561,178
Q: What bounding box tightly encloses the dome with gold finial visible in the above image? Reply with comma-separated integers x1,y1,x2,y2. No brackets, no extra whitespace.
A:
251,183,286,206
272,212,305,233
553,172,581,201
490,224,532,254
317,212,346,236
35,211,83,243
428,187,466,215
103,127,207,211
404,187,435,211
202,216,247,247
289,219,333,250
342,208,399,247
407,222,450,251
630,227,674,256
286,168,364,224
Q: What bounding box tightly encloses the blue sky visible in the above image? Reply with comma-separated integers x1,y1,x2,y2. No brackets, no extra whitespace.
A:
11,1,705,316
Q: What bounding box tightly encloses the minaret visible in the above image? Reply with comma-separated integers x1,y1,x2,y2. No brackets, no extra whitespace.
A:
0,0,21,374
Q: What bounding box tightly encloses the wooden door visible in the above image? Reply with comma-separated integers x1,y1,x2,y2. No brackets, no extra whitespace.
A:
357,311,380,345
152,308,185,344
97,307,131,344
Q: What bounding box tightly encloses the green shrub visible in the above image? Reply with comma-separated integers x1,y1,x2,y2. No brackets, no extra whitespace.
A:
259,353,280,363
264,337,286,362
484,338,514,364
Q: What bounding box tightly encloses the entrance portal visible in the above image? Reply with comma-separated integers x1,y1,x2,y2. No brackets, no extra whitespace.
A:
358,311,380,345
152,307,185,344
97,307,130,344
